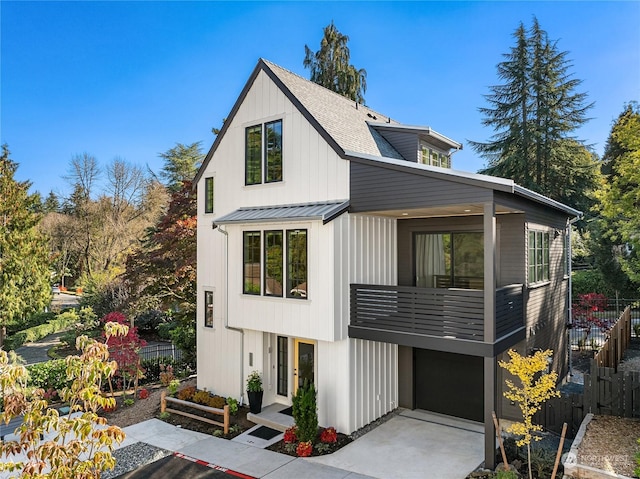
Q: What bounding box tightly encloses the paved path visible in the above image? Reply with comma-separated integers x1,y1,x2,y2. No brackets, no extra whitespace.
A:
14,331,65,365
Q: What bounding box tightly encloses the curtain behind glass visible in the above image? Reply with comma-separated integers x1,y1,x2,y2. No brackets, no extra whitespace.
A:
415,234,446,287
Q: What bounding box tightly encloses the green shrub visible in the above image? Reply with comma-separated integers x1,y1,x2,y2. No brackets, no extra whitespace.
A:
5,311,79,350
292,382,318,443
141,357,177,384
227,397,238,415
5,312,55,335
27,359,70,391
157,321,177,340
135,309,169,333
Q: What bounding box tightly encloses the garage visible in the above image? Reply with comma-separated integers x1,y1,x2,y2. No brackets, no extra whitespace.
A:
414,349,484,422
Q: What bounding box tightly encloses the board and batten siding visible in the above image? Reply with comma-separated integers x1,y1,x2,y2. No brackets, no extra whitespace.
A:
201,69,350,221
350,161,493,213
345,213,399,432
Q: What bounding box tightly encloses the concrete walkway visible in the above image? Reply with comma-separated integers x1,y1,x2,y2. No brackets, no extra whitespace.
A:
119,410,484,479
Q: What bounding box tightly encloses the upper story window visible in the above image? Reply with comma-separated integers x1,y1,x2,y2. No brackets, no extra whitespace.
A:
204,290,214,328
243,228,307,299
528,230,550,284
419,143,450,168
205,177,214,214
245,119,283,185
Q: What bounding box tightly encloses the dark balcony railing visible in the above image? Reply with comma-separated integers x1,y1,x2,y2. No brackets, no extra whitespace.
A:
350,283,523,343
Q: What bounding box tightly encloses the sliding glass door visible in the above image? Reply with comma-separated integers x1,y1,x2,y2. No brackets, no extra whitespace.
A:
414,232,484,289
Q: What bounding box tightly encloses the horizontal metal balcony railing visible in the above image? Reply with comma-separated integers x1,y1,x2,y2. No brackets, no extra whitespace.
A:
350,283,523,343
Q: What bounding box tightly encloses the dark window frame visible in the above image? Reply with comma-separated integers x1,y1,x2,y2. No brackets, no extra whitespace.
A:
204,177,214,214
286,229,307,299
264,230,283,297
204,290,214,328
277,336,288,396
245,119,283,186
243,231,261,295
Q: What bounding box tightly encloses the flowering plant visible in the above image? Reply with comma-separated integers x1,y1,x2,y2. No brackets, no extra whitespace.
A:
283,426,298,444
296,441,313,457
138,388,150,400
320,426,337,443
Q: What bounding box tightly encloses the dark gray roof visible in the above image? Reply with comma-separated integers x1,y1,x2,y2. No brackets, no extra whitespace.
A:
214,200,350,225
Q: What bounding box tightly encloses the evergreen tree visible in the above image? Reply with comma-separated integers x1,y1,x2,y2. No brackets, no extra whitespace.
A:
0,144,51,326
471,18,596,209
595,103,640,288
158,142,203,192
303,21,367,104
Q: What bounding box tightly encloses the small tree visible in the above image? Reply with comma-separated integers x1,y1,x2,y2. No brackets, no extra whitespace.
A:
499,349,560,479
102,312,146,397
0,321,128,478
291,382,318,444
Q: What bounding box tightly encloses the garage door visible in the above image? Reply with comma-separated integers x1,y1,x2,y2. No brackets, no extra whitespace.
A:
414,349,484,422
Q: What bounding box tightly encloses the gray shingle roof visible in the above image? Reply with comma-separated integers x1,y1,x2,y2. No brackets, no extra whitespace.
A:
262,60,405,160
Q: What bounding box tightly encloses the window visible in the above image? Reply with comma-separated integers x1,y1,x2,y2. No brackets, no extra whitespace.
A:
287,229,307,298
277,336,288,396
528,230,550,284
245,119,282,185
264,231,283,297
415,232,484,289
204,291,214,327
243,232,261,294
205,177,214,214
242,228,307,300
419,143,450,168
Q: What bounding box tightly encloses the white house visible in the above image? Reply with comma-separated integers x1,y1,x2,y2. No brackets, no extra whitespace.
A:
194,59,580,468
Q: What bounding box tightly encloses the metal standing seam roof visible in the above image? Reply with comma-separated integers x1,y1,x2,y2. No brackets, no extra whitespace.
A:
214,200,350,225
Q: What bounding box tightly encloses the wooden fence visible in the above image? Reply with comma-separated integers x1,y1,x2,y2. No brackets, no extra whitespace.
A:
160,391,229,434
533,306,638,437
593,306,632,368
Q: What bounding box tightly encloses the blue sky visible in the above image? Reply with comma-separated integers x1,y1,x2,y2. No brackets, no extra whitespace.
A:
2,1,639,198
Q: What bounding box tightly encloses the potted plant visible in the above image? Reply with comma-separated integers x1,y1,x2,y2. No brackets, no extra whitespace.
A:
246,370,263,414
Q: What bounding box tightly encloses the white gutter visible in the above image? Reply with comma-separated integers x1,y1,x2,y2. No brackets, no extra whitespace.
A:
215,225,245,403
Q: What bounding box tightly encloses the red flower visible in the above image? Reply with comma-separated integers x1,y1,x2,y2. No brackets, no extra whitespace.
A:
296,441,313,457
139,388,150,400
320,427,337,443
283,427,298,444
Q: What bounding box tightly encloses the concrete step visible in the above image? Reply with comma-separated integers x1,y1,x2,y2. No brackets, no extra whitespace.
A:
246,403,295,432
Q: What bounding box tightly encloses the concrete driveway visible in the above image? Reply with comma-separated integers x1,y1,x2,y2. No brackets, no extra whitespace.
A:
307,410,485,479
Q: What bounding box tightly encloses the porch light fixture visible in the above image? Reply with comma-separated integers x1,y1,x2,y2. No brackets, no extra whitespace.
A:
401,213,409,216
464,209,471,213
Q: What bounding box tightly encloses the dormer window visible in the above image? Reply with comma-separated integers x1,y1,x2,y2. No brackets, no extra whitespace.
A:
245,119,283,185
419,142,450,168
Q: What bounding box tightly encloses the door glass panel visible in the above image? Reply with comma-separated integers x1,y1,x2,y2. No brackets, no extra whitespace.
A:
452,233,484,288
277,336,288,396
415,233,451,288
297,342,314,390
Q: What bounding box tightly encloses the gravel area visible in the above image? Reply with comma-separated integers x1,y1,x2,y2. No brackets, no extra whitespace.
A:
103,442,171,479
577,415,640,477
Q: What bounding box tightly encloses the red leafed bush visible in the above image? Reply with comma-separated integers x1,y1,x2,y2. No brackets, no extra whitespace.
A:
296,441,313,457
283,427,298,444
138,388,150,400
320,426,337,443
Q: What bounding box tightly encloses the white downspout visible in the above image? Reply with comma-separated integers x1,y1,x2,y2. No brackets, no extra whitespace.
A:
215,225,245,404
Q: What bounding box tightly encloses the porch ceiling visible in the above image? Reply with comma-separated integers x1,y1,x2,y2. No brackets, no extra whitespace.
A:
360,202,522,219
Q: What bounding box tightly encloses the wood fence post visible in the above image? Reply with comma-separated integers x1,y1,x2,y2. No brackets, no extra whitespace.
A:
223,405,229,435
161,391,166,414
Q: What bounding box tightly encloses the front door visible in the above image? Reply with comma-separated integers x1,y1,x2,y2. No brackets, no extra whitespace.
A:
294,339,315,393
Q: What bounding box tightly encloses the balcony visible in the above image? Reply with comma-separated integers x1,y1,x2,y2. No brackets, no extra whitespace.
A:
349,283,524,357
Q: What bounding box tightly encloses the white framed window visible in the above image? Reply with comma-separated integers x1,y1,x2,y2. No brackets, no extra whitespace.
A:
528,230,550,284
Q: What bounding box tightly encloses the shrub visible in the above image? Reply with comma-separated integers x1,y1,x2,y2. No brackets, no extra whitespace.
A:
5,312,55,335
296,441,313,457
157,321,178,340
5,312,79,350
208,395,225,409
283,427,298,444
27,359,70,391
138,388,150,400
168,379,181,396
135,309,169,333
292,382,318,443
193,390,212,405
320,427,337,444
177,385,196,401
141,358,176,384
226,397,238,416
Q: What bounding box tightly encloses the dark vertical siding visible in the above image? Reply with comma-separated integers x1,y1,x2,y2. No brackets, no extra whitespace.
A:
350,162,493,213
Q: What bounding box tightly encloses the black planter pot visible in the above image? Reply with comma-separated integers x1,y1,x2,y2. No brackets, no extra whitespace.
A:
247,390,263,414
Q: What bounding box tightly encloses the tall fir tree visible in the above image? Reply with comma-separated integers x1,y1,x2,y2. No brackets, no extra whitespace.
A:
0,144,51,326
470,18,596,210
303,21,367,104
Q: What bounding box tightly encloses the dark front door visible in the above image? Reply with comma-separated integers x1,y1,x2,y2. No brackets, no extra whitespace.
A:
414,349,484,422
